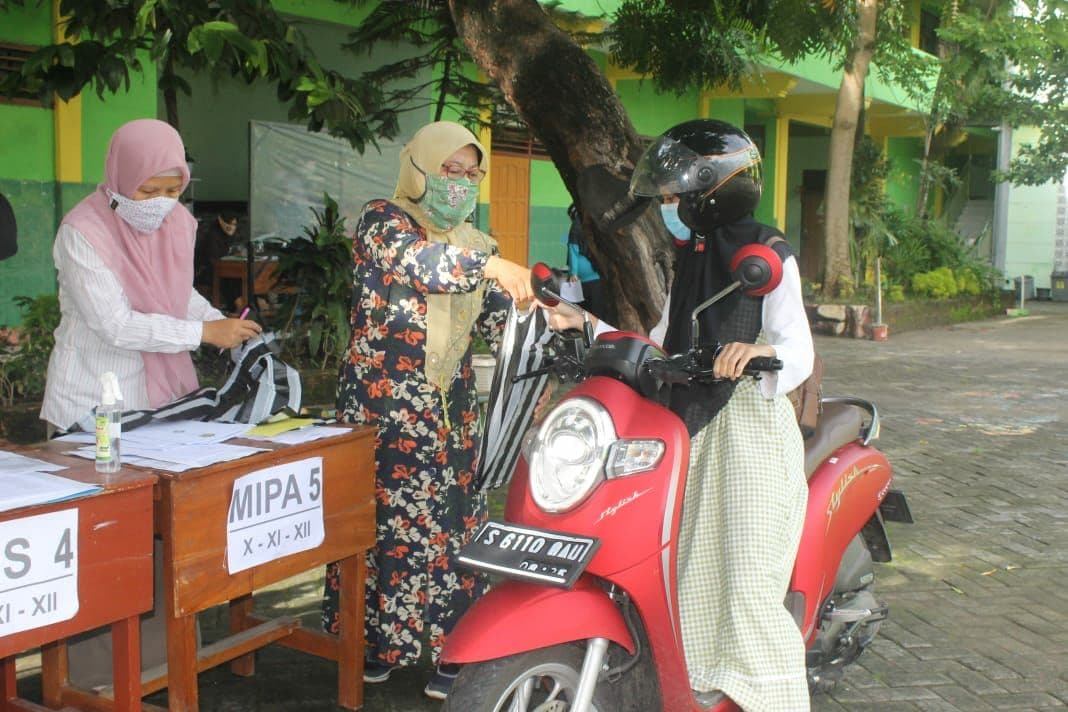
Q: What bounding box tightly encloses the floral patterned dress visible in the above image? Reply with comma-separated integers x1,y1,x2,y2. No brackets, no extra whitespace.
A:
322,200,510,668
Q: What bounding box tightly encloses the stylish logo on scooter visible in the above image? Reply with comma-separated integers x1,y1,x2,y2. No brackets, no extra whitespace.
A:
826,463,883,521
596,488,653,523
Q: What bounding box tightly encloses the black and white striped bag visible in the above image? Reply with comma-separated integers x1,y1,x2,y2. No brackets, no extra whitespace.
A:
475,306,552,491
76,332,302,432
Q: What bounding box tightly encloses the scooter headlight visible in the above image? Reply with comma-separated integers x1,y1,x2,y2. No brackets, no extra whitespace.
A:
529,397,616,513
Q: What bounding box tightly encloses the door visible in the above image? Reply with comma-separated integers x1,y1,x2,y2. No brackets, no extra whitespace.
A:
489,153,530,266
799,169,827,282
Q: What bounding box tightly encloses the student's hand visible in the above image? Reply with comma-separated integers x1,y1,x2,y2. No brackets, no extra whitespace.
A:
713,342,776,380
537,298,590,333
202,318,262,350
484,256,533,306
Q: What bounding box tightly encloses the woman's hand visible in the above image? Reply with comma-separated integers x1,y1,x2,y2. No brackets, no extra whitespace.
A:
202,318,262,350
484,256,533,306
713,342,776,380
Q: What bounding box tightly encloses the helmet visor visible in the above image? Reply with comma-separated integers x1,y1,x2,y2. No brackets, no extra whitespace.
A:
629,135,760,198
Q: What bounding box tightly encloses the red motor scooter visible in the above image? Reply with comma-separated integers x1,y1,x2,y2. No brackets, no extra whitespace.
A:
441,246,913,712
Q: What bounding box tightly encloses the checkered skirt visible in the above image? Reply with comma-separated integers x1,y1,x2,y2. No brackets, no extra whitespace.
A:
676,376,811,712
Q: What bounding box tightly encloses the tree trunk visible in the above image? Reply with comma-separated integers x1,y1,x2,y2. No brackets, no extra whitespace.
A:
821,0,877,297
449,0,672,331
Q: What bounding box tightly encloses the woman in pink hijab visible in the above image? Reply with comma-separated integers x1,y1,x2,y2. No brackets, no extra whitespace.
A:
40,118,261,433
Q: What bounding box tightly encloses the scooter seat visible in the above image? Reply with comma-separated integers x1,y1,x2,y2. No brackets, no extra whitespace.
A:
803,400,864,478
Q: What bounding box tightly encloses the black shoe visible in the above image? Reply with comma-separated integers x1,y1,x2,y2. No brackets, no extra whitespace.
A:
424,663,461,700
363,660,397,683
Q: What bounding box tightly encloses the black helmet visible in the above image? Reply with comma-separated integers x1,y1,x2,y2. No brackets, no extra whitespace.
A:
630,119,762,232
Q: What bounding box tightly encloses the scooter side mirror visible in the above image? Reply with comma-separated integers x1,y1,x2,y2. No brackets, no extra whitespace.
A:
729,243,783,296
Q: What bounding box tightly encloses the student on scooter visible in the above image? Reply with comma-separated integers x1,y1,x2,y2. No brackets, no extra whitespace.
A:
543,119,814,711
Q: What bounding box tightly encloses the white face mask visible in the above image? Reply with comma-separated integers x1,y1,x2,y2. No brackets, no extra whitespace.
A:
106,189,178,233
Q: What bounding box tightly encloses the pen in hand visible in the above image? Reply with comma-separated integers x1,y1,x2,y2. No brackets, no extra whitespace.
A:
219,306,252,354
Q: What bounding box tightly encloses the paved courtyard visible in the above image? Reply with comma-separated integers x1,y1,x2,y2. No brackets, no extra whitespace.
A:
13,301,1068,710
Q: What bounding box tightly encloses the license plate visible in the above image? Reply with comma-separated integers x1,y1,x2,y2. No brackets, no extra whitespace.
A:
459,521,600,589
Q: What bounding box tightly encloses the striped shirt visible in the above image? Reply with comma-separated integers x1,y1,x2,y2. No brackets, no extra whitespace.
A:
40,224,224,430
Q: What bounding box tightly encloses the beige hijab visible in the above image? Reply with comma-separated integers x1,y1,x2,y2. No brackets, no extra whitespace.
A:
390,121,497,389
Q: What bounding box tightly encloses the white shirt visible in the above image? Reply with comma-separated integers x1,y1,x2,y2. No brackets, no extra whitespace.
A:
596,256,814,397
41,224,225,430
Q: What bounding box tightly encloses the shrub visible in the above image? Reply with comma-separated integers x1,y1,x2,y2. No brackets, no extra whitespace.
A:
912,267,959,298
272,193,353,371
0,294,60,405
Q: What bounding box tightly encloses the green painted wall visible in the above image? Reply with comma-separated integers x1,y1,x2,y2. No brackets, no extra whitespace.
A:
707,98,745,129
885,137,922,212
0,1,52,44
614,79,698,137
0,6,157,324
0,104,54,181
1,5,56,324
0,179,59,325
528,160,571,268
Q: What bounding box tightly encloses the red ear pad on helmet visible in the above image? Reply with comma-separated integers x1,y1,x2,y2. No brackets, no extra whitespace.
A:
729,243,783,296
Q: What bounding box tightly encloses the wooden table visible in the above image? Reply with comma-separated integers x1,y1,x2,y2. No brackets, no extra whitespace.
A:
211,257,281,310
0,455,155,712
38,425,376,711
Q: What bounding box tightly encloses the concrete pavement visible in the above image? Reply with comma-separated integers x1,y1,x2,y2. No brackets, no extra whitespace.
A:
13,302,1068,710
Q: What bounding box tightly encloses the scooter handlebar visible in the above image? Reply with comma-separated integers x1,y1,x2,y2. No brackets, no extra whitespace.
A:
645,351,783,386
744,356,783,374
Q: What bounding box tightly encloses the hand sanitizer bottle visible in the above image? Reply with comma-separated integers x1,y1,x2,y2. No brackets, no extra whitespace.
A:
95,372,123,473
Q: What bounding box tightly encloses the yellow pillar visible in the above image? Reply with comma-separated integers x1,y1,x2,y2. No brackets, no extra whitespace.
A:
53,0,82,184
773,115,790,232
477,108,492,205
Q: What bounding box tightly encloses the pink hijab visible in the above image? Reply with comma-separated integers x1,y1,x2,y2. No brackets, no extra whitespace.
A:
63,119,200,407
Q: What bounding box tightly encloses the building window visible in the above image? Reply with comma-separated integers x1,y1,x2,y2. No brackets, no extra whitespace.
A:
0,43,42,106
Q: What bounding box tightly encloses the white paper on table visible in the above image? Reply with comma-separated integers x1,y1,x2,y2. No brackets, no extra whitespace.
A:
0,472,101,514
123,420,252,450
52,431,96,445
68,442,265,471
244,426,350,445
0,450,67,475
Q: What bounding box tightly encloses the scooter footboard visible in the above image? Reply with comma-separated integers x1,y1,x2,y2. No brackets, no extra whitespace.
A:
441,577,636,664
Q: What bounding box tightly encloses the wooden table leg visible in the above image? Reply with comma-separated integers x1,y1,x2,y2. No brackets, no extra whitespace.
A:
112,616,142,712
165,612,200,712
228,594,255,677
2,655,16,702
336,555,365,711
39,640,66,708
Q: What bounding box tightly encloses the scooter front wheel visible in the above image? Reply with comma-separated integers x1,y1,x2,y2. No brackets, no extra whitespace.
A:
443,643,616,712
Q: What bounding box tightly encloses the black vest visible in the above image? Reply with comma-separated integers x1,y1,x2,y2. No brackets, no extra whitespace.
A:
662,217,793,435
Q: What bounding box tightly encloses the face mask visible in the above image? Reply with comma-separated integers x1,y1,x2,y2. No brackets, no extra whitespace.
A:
107,189,178,233
423,175,479,230
660,201,690,242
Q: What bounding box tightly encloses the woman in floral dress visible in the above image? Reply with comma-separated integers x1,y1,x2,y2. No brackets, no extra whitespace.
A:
322,121,532,700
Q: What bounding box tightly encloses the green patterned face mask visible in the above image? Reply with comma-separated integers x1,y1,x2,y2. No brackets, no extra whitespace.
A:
423,175,479,230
